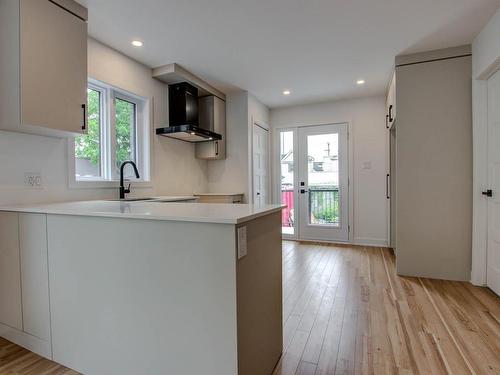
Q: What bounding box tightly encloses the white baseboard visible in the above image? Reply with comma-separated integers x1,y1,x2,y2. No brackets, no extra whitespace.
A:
0,322,52,360
353,237,389,247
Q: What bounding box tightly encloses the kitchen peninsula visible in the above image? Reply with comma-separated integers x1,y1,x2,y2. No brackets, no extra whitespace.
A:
0,201,283,375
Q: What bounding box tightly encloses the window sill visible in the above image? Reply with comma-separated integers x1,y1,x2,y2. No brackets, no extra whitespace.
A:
68,179,153,190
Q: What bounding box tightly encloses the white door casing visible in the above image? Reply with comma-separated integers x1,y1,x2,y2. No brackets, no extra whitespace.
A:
487,69,500,295
252,123,270,206
297,124,349,242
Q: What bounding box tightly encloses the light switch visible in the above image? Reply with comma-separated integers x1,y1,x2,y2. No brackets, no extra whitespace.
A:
237,226,247,259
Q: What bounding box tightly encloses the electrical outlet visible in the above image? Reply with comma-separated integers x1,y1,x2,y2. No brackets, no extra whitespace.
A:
25,172,42,188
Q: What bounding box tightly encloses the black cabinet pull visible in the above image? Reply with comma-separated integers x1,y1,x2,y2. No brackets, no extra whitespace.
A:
386,174,390,199
215,141,219,156
386,114,389,129
482,189,493,197
388,105,393,123
81,103,86,130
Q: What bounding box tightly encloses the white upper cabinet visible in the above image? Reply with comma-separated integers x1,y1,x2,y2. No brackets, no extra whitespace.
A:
0,0,88,137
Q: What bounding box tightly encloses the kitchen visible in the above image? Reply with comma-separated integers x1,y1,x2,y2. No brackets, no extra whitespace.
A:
1,0,500,374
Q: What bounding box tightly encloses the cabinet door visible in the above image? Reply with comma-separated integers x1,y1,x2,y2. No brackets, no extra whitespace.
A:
0,212,23,330
19,214,51,341
20,0,87,134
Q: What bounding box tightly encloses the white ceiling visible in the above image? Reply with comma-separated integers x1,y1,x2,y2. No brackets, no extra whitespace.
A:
78,0,499,108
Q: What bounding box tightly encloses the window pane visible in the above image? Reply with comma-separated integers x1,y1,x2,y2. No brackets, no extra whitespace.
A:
307,133,339,226
75,88,101,179
115,98,137,175
280,131,294,235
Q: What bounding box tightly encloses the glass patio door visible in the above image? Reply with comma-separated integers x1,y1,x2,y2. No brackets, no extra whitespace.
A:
297,124,349,241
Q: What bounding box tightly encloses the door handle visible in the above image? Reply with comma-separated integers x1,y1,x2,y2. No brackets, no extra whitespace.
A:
482,189,493,197
386,174,390,199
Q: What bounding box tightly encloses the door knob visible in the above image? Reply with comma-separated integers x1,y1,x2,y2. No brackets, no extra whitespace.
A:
482,189,493,197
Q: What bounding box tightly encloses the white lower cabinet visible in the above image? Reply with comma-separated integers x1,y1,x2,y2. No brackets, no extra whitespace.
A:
19,213,51,342
0,212,51,358
0,212,23,330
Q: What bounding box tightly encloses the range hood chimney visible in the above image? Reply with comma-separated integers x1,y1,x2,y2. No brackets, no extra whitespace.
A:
155,82,222,143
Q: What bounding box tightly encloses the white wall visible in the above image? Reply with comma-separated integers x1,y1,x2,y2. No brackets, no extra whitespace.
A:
270,96,388,246
472,9,500,78
0,38,207,205
471,8,500,285
206,91,270,201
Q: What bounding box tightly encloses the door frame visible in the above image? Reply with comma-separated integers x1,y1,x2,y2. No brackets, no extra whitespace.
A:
273,122,354,243
250,119,271,204
471,56,500,286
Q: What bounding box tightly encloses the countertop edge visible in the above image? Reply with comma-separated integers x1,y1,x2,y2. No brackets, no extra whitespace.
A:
0,205,284,225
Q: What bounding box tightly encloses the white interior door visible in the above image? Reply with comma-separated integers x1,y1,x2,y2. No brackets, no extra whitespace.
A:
253,124,269,206
297,124,349,241
487,69,500,295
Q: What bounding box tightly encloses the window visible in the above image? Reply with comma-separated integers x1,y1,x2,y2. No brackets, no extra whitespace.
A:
73,79,150,183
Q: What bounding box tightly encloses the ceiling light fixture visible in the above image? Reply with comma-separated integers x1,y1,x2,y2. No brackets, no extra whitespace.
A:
283,90,291,95
131,40,144,47
356,79,365,85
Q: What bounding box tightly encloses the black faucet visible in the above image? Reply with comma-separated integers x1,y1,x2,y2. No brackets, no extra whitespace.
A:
119,161,140,199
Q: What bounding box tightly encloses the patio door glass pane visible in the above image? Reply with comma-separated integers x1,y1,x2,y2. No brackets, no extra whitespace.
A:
306,133,339,226
280,131,295,235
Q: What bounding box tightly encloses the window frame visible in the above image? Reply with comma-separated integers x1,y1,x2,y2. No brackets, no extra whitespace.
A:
68,78,151,189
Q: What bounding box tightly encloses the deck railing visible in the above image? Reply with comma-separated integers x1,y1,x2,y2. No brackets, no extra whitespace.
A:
281,186,339,227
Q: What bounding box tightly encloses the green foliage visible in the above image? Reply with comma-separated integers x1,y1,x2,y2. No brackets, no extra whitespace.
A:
313,207,339,223
114,98,135,170
75,89,100,165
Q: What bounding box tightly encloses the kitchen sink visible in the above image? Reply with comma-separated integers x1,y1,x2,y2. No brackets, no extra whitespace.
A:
108,197,155,202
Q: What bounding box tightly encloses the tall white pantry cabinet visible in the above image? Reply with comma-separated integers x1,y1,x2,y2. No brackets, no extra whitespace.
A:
0,0,88,137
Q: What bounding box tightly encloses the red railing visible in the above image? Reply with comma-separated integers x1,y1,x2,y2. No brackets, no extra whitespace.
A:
281,189,294,227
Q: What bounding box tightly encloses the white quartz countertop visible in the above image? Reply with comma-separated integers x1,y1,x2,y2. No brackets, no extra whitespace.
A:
0,200,284,224
194,193,244,196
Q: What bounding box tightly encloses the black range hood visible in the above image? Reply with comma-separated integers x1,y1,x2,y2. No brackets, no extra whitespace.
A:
155,82,222,143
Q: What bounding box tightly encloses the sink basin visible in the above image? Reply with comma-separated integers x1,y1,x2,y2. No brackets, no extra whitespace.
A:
108,197,155,202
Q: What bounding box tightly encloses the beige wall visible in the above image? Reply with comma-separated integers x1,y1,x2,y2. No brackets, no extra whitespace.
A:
270,96,388,246
0,38,208,205
395,46,472,281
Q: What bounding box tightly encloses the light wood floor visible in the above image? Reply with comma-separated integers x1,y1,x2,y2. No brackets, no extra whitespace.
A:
1,241,499,375
273,241,500,375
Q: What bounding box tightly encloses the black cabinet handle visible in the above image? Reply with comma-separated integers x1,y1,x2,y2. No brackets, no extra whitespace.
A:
388,105,393,123
386,114,389,129
386,174,390,199
482,189,493,197
81,104,86,130
215,141,219,156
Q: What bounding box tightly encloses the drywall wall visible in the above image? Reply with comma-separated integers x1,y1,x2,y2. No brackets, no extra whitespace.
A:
472,9,500,78
0,38,207,205
206,91,270,201
471,8,500,285
395,47,472,281
270,96,388,246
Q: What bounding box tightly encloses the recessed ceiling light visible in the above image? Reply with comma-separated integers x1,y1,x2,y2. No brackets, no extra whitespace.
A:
131,40,143,47
283,90,291,95
356,79,365,85
190,132,196,135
